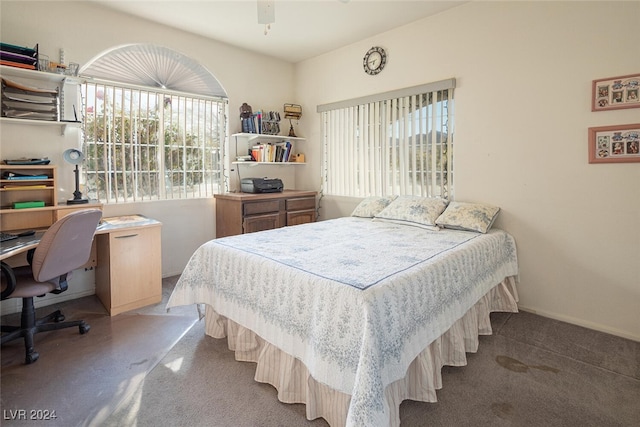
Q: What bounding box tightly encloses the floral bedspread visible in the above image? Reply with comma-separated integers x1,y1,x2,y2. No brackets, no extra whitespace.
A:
167,217,518,426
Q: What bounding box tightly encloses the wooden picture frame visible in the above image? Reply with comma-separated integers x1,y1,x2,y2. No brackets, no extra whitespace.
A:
588,124,640,163
592,74,640,111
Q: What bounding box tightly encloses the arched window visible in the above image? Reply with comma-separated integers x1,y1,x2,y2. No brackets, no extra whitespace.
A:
80,44,228,203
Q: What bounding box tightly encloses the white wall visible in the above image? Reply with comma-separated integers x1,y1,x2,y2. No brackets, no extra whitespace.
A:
295,1,640,341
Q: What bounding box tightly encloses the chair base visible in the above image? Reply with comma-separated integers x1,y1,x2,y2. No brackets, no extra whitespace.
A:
1,297,90,364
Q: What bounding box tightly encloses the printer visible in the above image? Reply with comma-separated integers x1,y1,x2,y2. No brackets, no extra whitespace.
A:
241,177,284,193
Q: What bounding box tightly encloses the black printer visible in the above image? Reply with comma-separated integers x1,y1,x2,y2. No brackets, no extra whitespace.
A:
241,177,284,193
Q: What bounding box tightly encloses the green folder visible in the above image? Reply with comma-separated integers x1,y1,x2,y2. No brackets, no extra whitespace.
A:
13,201,45,209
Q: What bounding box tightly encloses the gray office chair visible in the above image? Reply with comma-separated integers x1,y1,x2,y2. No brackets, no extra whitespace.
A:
1,209,102,364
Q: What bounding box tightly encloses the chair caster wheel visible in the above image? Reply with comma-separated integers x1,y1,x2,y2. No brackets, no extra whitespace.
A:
55,313,65,322
26,352,39,364
79,324,90,334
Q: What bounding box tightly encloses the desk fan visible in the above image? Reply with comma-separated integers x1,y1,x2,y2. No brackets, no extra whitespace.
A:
63,148,88,204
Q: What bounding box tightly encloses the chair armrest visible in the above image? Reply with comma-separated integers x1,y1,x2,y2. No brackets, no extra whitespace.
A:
1,262,17,300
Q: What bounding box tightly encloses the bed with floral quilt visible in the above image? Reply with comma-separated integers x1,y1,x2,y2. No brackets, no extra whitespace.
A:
167,196,519,427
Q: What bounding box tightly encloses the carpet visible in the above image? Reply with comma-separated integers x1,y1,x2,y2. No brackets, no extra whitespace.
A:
103,312,640,427
0,297,197,427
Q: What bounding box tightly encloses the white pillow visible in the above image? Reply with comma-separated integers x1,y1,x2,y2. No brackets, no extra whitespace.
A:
373,196,448,230
435,201,500,233
351,195,397,218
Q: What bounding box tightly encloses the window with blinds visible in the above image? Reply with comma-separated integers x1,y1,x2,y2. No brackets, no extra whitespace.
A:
318,79,455,199
81,81,227,203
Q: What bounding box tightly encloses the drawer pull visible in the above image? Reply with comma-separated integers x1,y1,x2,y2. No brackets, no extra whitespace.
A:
115,234,138,239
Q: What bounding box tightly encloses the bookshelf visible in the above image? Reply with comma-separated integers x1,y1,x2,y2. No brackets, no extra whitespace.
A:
0,164,102,232
231,133,306,166
0,164,57,230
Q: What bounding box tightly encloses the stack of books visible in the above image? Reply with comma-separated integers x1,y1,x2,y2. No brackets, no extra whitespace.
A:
250,141,293,163
241,110,281,135
0,43,38,70
1,77,59,121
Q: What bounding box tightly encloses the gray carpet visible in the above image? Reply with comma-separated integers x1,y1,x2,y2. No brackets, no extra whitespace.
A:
1,279,197,427
2,276,639,426
105,311,640,427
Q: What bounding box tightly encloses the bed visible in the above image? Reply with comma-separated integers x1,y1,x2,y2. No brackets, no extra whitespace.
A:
167,196,519,426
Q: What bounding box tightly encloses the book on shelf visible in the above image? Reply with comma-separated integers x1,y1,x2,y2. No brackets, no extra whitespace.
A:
2,171,50,180
13,200,45,209
249,141,293,163
2,184,48,189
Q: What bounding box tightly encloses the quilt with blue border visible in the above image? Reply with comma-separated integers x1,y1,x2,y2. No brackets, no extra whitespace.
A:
168,217,518,426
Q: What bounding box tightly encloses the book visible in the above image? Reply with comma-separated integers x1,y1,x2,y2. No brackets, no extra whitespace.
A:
2,185,48,189
248,141,294,162
13,200,45,209
3,172,50,180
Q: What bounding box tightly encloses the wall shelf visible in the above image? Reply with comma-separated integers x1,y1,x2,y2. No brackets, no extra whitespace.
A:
231,132,306,143
0,65,81,135
231,133,306,165
0,117,81,135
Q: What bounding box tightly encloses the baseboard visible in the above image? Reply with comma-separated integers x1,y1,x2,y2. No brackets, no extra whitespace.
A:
518,305,640,342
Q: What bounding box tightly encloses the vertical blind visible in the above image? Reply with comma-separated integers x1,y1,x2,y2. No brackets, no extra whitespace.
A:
81,80,227,203
318,79,455,199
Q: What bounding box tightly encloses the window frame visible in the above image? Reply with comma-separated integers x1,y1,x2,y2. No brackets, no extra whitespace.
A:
80,78,228,204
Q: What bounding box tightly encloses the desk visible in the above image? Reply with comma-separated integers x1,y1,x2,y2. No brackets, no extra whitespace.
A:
1,233,43,261
1,214,162,316
94,215,162,315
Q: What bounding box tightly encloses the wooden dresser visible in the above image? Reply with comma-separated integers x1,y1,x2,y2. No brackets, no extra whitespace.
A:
214,190,317,237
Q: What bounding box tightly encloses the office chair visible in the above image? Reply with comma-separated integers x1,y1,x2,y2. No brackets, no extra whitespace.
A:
1,209,102,364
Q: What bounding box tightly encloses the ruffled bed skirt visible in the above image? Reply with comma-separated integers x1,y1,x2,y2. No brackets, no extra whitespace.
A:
202,276,519,427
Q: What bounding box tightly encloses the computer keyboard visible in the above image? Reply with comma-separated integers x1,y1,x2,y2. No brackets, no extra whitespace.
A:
0,232,19,243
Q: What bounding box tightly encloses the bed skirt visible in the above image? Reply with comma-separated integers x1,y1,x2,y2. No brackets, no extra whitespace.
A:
201,276,519,427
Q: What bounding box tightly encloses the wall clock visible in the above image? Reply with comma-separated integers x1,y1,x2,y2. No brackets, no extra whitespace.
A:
363,46,387,75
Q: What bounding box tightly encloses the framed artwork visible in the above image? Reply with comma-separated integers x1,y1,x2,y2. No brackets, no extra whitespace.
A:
588,124,640,164
592,73,640,111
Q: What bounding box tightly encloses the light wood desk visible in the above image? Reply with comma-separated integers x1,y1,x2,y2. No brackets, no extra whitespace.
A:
1,214,162,316
0,233,43,261
94,215,162,315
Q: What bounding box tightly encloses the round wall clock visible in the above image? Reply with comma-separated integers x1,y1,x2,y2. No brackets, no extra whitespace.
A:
363,46,387,75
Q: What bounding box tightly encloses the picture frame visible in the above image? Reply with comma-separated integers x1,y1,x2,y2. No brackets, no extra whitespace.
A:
591,73,640,111
588,123,640,164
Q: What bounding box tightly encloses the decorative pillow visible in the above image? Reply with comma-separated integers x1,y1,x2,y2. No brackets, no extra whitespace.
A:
351,195,397,218
373,196,448,230
435,201,500,233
